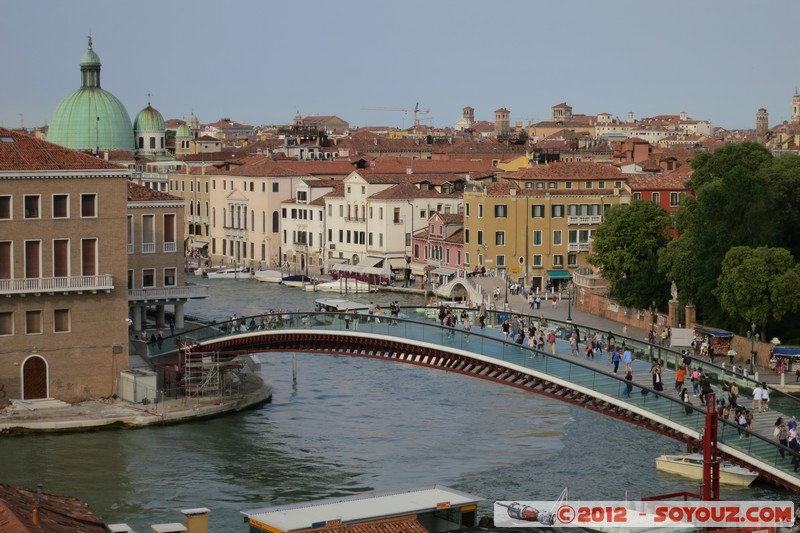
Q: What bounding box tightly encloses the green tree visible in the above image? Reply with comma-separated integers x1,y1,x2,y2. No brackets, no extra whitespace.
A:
714,246,800,329
687,142,773,192
588,200,671,308
758,152,800,258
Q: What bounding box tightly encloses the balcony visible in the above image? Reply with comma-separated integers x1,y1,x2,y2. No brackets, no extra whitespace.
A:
567,242,591,252
128,284,210,302
567,215,602,225
0,274,115,296
127,243,134,254
142,242,155,254
223,227,247,239
163,242,177,253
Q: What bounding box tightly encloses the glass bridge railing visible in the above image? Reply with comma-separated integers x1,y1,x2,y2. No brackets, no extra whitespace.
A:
145,307,800,485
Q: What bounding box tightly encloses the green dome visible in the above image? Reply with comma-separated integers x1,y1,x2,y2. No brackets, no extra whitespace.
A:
48,88,135,151
134,105,165,132
48,38,134,151
175,123,191,138
80,48,101,66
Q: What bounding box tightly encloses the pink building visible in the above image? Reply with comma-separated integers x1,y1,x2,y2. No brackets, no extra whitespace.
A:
411,212,464,283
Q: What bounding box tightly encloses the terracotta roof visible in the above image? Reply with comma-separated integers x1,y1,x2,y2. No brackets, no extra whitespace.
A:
476,181,624,197
443,227,464,244
369,182,459,201
127,181,184,202
438,213,463,225
625,172,690,191
292,515,429,533
0,484,108,532
503,162,623,180
0,128,127,172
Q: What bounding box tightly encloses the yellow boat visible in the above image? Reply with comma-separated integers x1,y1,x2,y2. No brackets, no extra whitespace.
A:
655,453,757,487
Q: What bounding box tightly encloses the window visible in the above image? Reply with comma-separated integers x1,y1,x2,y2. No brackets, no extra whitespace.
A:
553,254,564,267
533,230,542,246
0,311,12,335
633,192,642,200
495,231,505,246
149,137,156,149
0,196,10,219
494,205,508,218
496,255,505,267
565,181,572,189
163,214,176,251
670,192,680,207
164,267,177,287
532,255,542,267
81,238,97,276
81,193,96,217
585,181,593,189
53,194,69,218
24,240,41,278
598,181,605,189
551,205,564,218
24,195,40,219
0,240,11,283
478,204,483,218
142,268,155,288
477,230,483,246
142,215,155,253
53,239,69,277
26,310,42,335
568,254,578,267
465,203,470,217
553,230,562,246
548,182,556,189
464,229,470,244
652,192,660,205
615,181,622,188
272,183,279,193
531,204,544,218
54,309,70,333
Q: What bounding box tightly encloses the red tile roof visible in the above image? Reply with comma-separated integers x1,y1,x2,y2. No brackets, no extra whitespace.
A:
127,181,184,202
0,128,127,172
503,162,623,180
0,484,108,532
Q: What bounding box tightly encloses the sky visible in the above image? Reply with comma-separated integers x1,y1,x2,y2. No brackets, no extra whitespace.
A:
1,0,798,132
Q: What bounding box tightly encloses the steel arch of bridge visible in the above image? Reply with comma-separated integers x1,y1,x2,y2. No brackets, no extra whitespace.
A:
172,327,800,494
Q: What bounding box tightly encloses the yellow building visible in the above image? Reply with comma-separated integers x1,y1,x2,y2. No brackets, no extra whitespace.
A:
463,162,630,291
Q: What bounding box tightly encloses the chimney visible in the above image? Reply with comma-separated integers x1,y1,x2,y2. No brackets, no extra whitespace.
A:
151,523,187,533
182,507,211,533
406,166,412,175
32,484,42,526
108,525,134,533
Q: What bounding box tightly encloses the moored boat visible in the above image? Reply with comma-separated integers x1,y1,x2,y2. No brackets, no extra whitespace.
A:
253,269,283,283
204,266,250,279
282,274,313,287
655,453,757,486
304,278,376,293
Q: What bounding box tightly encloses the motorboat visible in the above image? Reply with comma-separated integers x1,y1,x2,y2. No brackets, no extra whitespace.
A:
204,266,250,279
253,269,283,283
305,278,376,293
655,453,757,486
282,274,314,287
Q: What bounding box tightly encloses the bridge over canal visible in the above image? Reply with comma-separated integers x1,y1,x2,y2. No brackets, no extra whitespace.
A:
145,306,800,494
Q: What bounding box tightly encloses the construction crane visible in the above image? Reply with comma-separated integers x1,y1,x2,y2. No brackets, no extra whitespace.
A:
362,102,431,129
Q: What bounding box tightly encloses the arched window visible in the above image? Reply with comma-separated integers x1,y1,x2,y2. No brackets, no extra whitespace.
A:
272,211,279,233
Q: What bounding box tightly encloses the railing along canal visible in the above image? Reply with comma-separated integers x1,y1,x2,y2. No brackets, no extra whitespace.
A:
144,306,800,490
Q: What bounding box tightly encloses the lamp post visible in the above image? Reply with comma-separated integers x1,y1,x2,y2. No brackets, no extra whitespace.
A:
504,268,509,310
567,283,572,323
748,323,759,376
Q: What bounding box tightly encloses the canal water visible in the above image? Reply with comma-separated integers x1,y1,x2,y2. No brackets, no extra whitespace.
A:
0,279,788,531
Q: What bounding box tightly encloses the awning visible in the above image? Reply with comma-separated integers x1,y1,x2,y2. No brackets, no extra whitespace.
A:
432,266,458,276
190,241,208,249
326,257,348,266
773,346,800,357
547,269,571,279
694,326,733,338
387,258,409,270
364,256,385,268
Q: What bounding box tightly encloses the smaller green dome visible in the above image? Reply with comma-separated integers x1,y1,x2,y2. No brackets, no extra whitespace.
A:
81,48,101,66
134,105,165,132
176,123,191,138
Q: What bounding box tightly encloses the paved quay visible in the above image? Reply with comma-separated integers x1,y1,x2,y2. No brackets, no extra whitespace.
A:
0,373,271,434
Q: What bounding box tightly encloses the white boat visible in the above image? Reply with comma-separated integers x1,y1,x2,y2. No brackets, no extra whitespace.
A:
204,267,250,279
305,279,376,293
655,453,757,486
253,269,283,283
